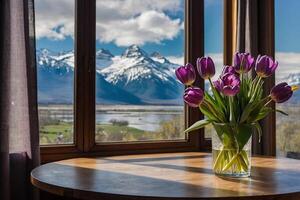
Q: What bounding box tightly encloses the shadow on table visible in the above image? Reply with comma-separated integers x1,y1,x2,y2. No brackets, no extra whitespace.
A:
133,162,214,175
102,154,209,163
37,163,246,199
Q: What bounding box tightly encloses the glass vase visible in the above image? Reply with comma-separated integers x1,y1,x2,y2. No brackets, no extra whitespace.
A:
212,122,253,177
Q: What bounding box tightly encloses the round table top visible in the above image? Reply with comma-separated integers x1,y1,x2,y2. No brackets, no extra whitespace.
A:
31,152,300,200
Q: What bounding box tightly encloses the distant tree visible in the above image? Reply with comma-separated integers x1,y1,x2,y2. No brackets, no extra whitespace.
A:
109,119,129,126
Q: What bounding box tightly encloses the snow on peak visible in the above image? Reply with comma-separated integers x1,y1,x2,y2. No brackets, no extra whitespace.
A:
36,48,55,58
286,73,300,85
151,51,161,57
101,46,179,86
150,51,170,64
36,48,74,71
122,45,148,58
96,49,114,60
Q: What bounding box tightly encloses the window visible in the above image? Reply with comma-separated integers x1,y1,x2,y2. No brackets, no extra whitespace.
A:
35,0,75,145
36,0,208,162
275,0,300,157
35,0,278,162
95,0,185,143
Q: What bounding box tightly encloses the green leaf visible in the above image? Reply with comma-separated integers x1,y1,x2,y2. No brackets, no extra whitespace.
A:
250,107,272,122
208,78,226,111
183,119,211,133
204,93,227,121
212,88,226,111
239,102,257,123
204,91,217,105
253,122,262,143
240,98,268,123
212,123,234,145
235,124,253,150
200,103,220,122
204,100,226,122
276,109,288,116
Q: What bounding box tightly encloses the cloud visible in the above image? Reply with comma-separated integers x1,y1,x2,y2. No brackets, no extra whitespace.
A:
97,10,182,46
166,55,184,65
35,0,74,40
275,52,300,80
35,0,183,46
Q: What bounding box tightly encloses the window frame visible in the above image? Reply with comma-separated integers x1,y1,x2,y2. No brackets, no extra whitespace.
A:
40,0,210,163
40,0,276,163
223,0,276,156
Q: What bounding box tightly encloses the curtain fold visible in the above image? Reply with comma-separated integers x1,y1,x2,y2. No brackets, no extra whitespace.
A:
236,0,275,155
0,0,40,200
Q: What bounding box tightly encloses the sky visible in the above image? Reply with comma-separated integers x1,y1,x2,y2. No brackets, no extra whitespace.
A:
35,0,223,57
35,0,300,57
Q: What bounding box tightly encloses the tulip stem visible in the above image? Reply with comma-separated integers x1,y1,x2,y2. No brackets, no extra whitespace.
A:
250,76,263,102
208,78,226,112
229,96,235,123
264,99,273,107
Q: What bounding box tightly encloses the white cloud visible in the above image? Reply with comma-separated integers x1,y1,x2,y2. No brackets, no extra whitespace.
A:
35,0,74,40
35,0,183,46
166,55,184,65
276,52,300,80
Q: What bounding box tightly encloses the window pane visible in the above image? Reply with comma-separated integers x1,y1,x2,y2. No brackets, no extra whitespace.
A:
204,0,224,139
35,0,74,145
95,0,185,142
275,0,300,157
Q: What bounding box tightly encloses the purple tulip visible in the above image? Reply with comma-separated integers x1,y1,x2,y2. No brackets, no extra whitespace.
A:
175,63,196,86
234,52,255,73
221,65,239,76
184,87,204,107
214,73,241,96
196,57,215,79
213,79,222,92
270,82,293,103
255,55,278,78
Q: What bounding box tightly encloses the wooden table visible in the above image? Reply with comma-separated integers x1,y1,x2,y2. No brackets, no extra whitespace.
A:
31,152,300,200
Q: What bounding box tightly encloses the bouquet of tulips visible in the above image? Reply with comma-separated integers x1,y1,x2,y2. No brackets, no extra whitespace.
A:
176,53,299,177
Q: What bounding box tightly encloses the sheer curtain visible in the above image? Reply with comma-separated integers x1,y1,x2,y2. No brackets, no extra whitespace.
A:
0,0,40,200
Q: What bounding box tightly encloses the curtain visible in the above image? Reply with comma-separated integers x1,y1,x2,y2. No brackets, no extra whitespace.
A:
0,0,40,200
236,0,275,155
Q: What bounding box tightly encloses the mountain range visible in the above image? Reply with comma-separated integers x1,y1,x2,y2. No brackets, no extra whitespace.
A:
37,45,183,105
36,46,300,105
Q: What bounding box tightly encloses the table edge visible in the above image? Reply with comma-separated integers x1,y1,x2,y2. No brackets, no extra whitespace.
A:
31,153,300,200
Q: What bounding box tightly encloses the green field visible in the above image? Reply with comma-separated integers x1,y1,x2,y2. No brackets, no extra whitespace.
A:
39,115,185,144
40,122,73,145
39,105,300,157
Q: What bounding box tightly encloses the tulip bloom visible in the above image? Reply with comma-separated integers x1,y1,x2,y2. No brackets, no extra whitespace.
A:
175,63,196,86
221,65,239,76
214,73,241,96
234,53,255,73
184,87,204,107
270,82,294,103
255,55,278,78
197,57,215,79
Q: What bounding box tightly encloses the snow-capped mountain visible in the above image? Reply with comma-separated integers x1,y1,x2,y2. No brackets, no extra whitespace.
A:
37,48,142,104
150,51,171,64
100,45,183,104
36,47,300,105
37,49,74,103
285,73,300,86
96,49,114,69
36,45,182,104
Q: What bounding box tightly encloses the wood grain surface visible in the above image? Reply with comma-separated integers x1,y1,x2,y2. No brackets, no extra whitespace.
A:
31,152,300,200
